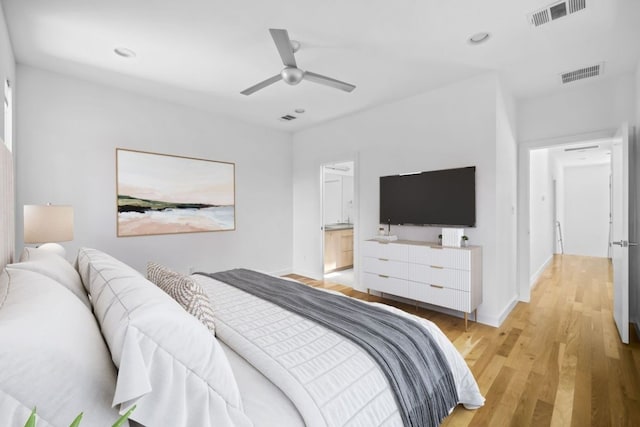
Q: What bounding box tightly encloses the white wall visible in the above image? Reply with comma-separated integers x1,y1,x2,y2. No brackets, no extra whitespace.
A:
15,65,293,275
518,74,636,143
0,4,15,267
529,149,554,283
293,73,517,326
563,163,610,257
323,173,342,224
0,4,14,144
495,80,519,318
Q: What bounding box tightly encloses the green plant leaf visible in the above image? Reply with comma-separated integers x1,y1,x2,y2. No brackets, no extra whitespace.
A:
24,408,37,427
69,412,83,427
112,405,136,427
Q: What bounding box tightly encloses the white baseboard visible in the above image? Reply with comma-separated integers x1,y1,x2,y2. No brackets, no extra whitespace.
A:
477,295,519,328
529,254,553,290
270,267,293,277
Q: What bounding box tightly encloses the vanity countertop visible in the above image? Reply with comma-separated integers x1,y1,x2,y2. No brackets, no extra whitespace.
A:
324,223,353,231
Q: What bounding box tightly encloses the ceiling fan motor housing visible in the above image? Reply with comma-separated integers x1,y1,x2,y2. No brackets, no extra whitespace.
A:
281,66,304,85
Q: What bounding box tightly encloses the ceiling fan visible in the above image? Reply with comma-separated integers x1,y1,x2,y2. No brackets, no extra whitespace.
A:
241,29,356,96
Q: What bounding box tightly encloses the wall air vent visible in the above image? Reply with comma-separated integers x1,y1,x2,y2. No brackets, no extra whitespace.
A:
528,0,586,27
279,114,297,121
560,63,603,84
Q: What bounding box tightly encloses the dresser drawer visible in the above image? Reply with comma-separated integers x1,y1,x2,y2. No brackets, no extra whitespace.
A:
408,245,470,270
363,257,409,279
362,240,409,262
408,281,470,312
364,273,409,298
408,263,470,291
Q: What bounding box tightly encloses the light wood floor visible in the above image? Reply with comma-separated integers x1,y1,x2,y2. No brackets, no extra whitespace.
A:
285,254,640,426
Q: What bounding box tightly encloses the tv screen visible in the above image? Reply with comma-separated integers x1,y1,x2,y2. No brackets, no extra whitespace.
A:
379,166,476,227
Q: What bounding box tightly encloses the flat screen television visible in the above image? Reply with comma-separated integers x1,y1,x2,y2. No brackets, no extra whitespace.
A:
379,166,476,227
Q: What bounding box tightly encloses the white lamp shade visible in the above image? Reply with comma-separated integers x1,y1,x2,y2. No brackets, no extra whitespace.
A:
24,205,74,244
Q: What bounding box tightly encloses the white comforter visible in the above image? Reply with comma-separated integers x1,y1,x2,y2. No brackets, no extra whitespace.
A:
195,275,484,427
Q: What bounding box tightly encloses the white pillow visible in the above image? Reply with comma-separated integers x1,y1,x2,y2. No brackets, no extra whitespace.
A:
77,248,251,427
9,250,91,310
0,267,125,427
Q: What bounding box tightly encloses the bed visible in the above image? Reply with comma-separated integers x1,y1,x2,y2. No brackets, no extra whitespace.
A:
0,247,484,427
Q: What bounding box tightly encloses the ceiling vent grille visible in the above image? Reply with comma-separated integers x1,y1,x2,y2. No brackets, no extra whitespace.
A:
528,0,587,27
279,114,297,121
564,145,599,152
560,63,603,84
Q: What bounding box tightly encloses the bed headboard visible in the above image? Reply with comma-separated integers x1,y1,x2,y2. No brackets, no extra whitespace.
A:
1,141,14,268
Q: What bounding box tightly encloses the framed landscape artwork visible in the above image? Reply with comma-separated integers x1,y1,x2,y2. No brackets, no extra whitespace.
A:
116,148,235,237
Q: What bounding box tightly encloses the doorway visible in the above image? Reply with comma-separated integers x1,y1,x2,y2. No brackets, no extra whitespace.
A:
528,141,612,286
322,161,355,287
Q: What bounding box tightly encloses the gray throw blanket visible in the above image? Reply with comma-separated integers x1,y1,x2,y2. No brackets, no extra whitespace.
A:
201,269,458,427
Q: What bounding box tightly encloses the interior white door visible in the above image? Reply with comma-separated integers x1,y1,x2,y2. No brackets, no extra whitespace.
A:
611,123,630,344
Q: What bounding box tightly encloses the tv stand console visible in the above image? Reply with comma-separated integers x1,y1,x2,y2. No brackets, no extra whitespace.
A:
362,239,482,330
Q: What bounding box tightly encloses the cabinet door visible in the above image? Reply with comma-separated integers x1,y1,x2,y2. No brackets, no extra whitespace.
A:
324,231,338,272
337,230,354,268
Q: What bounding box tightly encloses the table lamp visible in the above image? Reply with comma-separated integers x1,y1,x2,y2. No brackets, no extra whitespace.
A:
24,204,74,258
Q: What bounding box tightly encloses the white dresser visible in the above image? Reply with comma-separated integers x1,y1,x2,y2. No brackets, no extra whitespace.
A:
362,239,482,329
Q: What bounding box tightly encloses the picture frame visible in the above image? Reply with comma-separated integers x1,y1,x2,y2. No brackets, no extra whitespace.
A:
116,148,235,237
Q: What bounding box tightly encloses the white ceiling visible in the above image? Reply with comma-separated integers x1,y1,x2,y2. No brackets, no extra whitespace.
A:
3,0,640,132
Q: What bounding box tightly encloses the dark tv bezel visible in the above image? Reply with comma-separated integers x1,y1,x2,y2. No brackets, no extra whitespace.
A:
379,166,476,228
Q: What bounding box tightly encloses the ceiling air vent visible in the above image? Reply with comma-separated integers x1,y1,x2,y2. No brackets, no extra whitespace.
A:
528,0,586,27
279,114,297,121
560,63,603,84
564,145,599,152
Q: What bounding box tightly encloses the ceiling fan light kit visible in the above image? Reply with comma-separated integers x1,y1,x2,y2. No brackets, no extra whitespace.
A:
241,28,356,95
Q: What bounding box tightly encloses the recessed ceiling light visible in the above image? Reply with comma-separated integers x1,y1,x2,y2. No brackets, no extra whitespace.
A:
114,47,136,58
468,32,490,45
294,108,305,114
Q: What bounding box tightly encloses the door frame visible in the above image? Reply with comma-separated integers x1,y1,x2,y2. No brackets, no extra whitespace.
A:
320,157,359,285
517,128,617,302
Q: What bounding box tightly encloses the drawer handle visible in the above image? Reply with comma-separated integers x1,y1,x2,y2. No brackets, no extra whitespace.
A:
430,265,444,269
378,274,389,279
379,258,389,261
430,284,444,289
431,246,443,250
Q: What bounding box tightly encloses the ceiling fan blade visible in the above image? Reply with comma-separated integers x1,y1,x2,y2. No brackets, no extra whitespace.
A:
304,71,356,93
269,28,297,68
240,74,282,96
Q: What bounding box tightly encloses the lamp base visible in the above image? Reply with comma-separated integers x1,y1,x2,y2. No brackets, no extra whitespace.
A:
36,243,66,258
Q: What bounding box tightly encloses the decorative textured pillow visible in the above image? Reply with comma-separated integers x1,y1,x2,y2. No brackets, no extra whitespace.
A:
9,248,91,310
147,262,216,335
0,267,125,426
77,248,251,427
